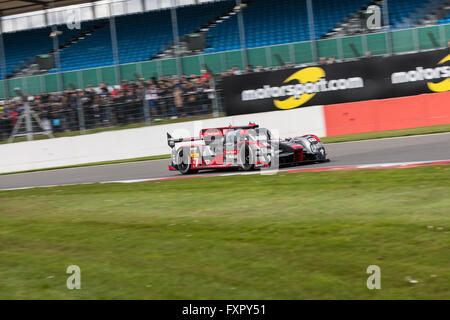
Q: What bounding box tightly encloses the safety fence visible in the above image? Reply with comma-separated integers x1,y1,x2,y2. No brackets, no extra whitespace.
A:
0,82,222,142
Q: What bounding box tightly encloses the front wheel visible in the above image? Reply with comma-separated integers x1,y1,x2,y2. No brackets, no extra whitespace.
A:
317,147,326,161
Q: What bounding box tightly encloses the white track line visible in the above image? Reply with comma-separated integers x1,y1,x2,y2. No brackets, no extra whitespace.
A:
1,159,449,191
327,131,450,145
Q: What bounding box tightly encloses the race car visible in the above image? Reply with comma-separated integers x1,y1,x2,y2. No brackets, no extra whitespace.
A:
167,123,329,174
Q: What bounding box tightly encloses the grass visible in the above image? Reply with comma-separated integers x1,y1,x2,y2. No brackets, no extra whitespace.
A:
0,165,449,299
2,123,450,176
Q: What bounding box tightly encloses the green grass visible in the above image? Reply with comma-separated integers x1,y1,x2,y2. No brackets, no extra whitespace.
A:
0,166,449,299
321,124,450,144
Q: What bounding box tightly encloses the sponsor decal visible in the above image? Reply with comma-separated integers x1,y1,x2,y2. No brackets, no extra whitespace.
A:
202,130,223,137
391,54,450,93
428,54,450,93
191,153,200,158
223,48,450,116
241,67,364,109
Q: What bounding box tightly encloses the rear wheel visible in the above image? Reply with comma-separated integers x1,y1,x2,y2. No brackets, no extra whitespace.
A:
238,144,255,171
176,148,197,174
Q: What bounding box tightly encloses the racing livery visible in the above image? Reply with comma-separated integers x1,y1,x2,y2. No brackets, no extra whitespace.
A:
167,123,329,174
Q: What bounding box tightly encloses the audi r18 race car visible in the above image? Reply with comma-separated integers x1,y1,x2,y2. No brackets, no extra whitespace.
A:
167,123,329,174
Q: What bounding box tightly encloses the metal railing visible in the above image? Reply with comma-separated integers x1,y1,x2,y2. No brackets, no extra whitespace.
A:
0,78,223,142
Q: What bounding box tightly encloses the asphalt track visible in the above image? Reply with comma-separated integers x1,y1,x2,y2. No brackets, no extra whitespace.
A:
1,132,450,190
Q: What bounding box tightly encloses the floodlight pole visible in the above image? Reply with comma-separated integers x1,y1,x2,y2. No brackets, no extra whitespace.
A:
49,1,63,92
382,0,393,55
109,2,121,84
306,0,318,63
51,29,63,91
170,0,182,77
236,0,248,69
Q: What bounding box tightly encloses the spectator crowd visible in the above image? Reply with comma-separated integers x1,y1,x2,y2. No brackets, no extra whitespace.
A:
0,71,217,141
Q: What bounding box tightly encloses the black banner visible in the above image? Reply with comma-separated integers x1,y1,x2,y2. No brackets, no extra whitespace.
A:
1,300,444,319
223,48,450,116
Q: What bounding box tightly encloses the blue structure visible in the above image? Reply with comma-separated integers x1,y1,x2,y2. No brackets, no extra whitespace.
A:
438,14,450,24
1,0,443,77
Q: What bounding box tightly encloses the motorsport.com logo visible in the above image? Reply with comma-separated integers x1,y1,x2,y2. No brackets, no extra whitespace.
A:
241,77,364,102
391,66,450,84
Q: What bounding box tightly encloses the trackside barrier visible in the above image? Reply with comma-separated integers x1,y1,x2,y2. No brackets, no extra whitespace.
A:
323,92,450,136
0,106,325,173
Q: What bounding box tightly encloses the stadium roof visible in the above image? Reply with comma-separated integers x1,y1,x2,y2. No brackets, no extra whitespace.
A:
0,0,96,16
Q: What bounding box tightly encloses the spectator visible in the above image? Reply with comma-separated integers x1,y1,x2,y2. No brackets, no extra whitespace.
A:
173,86,183,119
0,109,11,141
255,65,265,72
121,80,131,91
145,85,159,118
0,72,220,137
200,69,211,82
231,66,242,75
99,82,110,98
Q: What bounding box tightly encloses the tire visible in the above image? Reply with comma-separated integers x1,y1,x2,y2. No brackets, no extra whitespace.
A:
175,148,197,174
238,144,255,171
317,147,326,161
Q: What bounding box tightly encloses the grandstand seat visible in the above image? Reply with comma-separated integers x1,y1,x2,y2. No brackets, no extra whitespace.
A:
2,0,445,77
205,0,374,53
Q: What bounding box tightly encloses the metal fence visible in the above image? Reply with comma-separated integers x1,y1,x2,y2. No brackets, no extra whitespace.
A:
0,77,223,142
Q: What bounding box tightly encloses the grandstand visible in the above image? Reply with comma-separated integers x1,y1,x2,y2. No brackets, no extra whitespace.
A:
1,0,448,79
205,0,376,52
58,1,238,71
3,20,102,77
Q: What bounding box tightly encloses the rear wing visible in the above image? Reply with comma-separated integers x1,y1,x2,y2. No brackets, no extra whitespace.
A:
167,133,203,149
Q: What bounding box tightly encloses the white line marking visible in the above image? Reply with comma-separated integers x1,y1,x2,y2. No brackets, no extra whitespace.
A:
2,159,449,191
356,159,450,168
326,131,450,145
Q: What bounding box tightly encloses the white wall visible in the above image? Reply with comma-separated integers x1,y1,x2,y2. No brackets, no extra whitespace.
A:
0,106,325,173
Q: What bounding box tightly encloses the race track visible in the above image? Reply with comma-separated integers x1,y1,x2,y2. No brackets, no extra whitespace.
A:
1,132,450,190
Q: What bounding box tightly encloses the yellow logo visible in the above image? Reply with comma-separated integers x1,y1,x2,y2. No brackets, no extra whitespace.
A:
191,153,199,158
274,67,325,110
427,54,450,93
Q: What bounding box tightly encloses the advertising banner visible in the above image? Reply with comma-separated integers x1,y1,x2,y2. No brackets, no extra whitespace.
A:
222,48,450,116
